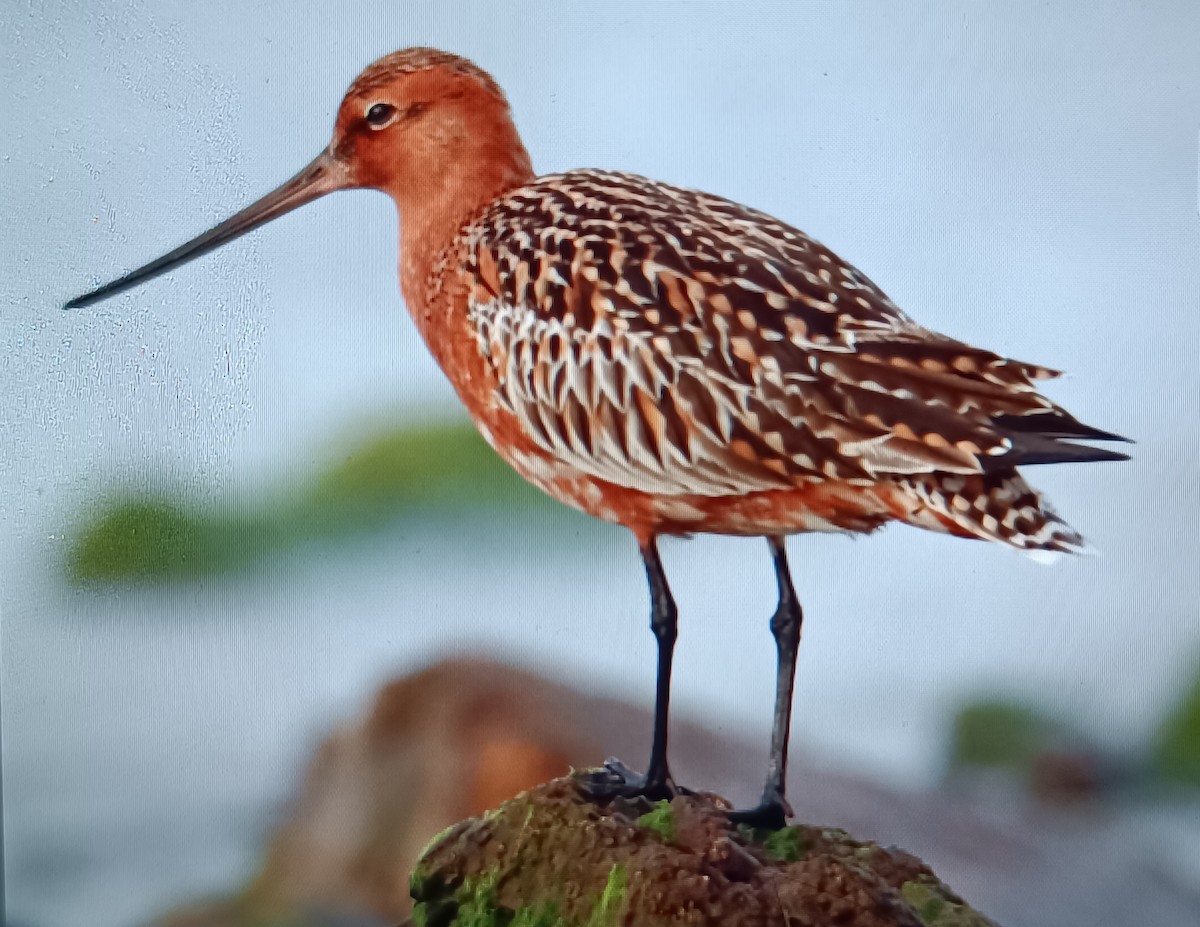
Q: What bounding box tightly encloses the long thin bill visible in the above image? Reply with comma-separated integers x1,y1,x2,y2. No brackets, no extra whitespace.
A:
64,150,352,309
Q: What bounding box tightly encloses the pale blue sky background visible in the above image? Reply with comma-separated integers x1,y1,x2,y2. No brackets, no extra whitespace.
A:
2,2,1199,925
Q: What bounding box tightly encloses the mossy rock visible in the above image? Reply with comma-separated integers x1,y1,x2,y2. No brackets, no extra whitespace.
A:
407,772,999,927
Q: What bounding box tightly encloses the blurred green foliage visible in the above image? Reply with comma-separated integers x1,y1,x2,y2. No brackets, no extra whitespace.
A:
951,666,1200,798
67,499,279,582
1152,667,1200,788
310,418,542,511
948,700,1063,771
67,419,561,583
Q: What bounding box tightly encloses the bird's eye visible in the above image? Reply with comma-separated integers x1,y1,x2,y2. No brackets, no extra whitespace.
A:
365,102,399,129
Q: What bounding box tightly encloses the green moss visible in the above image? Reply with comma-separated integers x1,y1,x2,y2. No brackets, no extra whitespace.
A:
734,823,811,862
949,699,1059,770
409,871,504,927
509,903,563,927
901,880,992,927
410,862,436,902
585,865,627,927
454,873,505,927
636,800,676,842
763,826,808,863
903,882,946,924
1153,665,1200,788
410,865,603,927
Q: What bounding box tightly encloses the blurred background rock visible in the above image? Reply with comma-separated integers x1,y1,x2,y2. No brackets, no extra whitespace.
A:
4,3,1199,927
154,657,1200,926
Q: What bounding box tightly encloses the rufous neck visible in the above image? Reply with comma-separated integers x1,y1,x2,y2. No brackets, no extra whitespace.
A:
394,138,533,310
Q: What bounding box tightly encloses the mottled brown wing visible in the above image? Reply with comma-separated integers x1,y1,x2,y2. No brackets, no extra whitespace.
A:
462,170,1121,497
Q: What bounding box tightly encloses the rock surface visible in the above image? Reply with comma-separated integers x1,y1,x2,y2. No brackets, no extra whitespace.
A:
156,658,1200,927
409,772,996,927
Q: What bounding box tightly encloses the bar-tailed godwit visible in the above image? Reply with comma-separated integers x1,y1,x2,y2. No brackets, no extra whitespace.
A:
66,48,1129,826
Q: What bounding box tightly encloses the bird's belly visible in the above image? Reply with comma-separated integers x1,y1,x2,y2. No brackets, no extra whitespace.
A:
645,486,897,538
434,322,901,541
473,412,897,540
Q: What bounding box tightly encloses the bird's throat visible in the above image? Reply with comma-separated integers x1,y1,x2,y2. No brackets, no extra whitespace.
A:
396,141,533,317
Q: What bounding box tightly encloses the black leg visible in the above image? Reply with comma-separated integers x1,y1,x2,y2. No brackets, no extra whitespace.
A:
763,536,801,810
641,536,679,795
578,535,684,804
729,536,802,829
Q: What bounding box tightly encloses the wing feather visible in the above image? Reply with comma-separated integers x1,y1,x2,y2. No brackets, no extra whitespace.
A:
461,170,1125,497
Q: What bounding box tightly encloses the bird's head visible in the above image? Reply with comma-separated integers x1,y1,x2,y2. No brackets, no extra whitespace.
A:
65,47,531,309
334,48,530,200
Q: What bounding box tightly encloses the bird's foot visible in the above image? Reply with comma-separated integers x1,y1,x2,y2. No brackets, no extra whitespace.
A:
726,785,793,831
578,757,691,814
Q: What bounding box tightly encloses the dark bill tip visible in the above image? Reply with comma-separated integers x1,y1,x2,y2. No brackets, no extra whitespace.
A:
63,151,351,310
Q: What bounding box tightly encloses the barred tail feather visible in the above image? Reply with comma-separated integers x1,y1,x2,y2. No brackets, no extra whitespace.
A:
894,470,1087,555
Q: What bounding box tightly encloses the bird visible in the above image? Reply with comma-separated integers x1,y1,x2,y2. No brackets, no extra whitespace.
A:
65,47,1129,827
